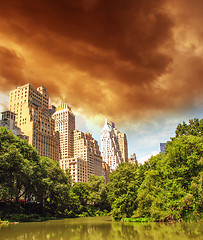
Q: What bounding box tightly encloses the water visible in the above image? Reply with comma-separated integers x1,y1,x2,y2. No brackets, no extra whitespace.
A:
0,216,202,240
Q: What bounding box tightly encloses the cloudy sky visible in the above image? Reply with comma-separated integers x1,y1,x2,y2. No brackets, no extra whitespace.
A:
0,0,202,163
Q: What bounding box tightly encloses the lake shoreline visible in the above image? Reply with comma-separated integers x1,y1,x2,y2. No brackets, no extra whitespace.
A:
2,213,203,224
0,216,203,240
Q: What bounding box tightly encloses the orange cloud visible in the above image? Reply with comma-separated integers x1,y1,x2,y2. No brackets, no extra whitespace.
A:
0,0,202,124
0,46,26,90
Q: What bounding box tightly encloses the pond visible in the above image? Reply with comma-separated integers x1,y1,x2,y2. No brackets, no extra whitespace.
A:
0,216,202,240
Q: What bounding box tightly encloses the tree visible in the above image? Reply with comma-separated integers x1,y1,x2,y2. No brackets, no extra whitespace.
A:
175,118,203,137
107,163,142,220
0,127,41,202
70,182,90,214
38,156,71,215
88,175,109,211
136,135,203,221
0,127,71,217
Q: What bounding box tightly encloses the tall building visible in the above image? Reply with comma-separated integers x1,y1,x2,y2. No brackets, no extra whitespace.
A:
9,83,59,161
101,118,123,171
113,128,128,162
160,143,167,154
60,130,103,183
128,153,138,164
60,157,88,183
0,110,28,140
49,105,56,116
102,162,111,184
52,103,75,160
74,130,103,179
53,103,102,182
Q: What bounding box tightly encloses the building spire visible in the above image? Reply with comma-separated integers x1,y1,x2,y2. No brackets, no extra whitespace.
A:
102,118,112,131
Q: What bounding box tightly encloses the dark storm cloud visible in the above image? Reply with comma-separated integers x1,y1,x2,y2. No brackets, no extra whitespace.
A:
0,46,26,90
0,0,202,121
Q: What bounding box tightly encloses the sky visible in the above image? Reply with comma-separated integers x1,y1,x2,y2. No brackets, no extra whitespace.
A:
0,0,202,163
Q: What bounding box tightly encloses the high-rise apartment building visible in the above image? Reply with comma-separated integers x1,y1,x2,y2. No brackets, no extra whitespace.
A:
52,103,75,160
113,128,128,162
128,153,138,164
53,103,102,182
101,119,124,171
9,83,59,161
0,110,28,140
60,157,88,183
160,143,167,154
102,162,111,184
60,130,103,183
74,130,103,179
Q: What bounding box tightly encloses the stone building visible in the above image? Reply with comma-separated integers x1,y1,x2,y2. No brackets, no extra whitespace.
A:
9,83,59,161
0,110,28,140
101,119,124,171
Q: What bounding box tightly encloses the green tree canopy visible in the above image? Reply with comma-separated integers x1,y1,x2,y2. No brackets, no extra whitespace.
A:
175,118,203,137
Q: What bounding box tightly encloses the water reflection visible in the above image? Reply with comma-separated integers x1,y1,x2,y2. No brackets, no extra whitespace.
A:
0,217,202,240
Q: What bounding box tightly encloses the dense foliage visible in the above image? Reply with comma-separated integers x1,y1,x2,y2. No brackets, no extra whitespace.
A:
0,127,110,220
109,118,203,221
0,118,202,222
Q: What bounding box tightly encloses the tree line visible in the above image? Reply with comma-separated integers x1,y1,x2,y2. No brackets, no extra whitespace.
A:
0,118,202,221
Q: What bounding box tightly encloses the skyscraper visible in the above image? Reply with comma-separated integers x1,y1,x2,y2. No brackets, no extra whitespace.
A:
9,83,59,161
101,118,123,170
128,153,138,164
160,143,167,154
60,157,88,183
74,130,103,179
60,130,103,182
113,128,128,162
102,162,111,184
0,110,28,140
53,103,102,182
52,103,75,160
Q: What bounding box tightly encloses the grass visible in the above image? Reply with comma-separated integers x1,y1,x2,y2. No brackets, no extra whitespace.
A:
1,214,57,223
122,217,151,222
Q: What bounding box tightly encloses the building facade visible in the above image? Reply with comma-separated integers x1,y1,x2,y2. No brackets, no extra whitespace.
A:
52,103,75,160
52,103,102,183
128,153,138,164
160,143,167,154
74,130,103,180
9,83,59,161
0,110,28,140
102,162,111,184
113,128,128,162
101,119,123,171
60,157,88,183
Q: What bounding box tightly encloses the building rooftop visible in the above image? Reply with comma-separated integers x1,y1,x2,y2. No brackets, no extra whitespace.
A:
102,118,112,132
